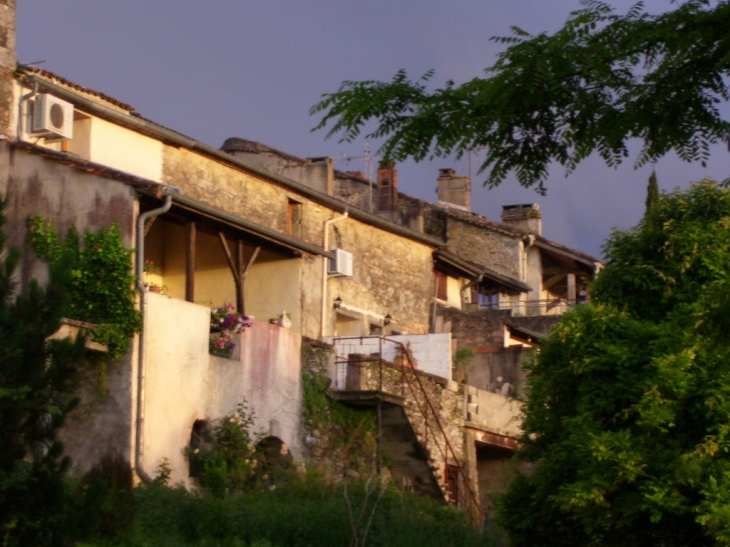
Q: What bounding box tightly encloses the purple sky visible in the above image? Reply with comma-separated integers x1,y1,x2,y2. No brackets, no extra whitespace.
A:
16,1,729,258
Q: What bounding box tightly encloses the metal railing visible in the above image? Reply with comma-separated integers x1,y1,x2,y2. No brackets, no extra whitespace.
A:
332,336,485,523
470,297,586,315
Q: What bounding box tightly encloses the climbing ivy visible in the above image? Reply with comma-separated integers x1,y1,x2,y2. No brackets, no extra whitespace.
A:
301,343,376,478
27,216,141,360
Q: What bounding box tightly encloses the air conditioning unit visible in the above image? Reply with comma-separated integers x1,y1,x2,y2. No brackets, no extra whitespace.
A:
328,249,353,277
31,94,74,141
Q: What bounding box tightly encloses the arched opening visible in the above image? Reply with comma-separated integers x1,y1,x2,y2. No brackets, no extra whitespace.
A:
256,436,295,485
188,419,210,479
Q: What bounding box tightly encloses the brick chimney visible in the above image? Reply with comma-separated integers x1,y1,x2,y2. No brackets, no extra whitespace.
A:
437,168,470,212
0,0,16,137
376,163,398,212
501,204,542,235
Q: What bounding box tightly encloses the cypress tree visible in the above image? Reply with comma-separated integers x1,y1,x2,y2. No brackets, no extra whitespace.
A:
645,170,659,215
0,199,86,546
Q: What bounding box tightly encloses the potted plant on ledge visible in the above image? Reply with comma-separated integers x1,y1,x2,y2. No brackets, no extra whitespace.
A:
210,303,253,359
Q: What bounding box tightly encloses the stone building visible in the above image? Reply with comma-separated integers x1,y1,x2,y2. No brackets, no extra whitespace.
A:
0,3,601,516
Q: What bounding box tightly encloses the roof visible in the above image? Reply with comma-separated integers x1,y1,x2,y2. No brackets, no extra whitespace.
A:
17,65,135,112
16,71,443,249
434,250,531,293
9,140,334,260
15,69,598,269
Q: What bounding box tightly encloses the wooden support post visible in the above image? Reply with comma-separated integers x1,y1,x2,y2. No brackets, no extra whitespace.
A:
185,221,196,302
236,239,245,313
567,273,576,304
218,232,260,315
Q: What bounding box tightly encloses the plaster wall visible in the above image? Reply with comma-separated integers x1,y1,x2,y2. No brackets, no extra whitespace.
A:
60,353,136,476
141,293,302,486
244,249,302,331
0,144,136,288
444,275,463,309
465,386,522,438
87,117,163,181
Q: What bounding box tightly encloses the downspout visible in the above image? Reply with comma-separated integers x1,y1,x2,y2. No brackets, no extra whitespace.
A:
17,83,39,141
523,234,536,314
460,273,485,310
320,211,348,339
134,195,172,483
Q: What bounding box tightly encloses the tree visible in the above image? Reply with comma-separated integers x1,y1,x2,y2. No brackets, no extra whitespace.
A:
645,170,659,215
0,201,86,546
312,0,730,194
498,181,730,546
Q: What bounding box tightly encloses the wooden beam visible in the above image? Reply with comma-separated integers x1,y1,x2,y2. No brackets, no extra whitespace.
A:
241,246,260,279
235,239,245,313
218,232,240,283
185,221,196,302
542,274,565,291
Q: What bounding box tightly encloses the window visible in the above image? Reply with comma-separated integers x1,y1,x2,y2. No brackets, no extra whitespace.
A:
472,286,499,310
433,270,448,300
287,200,302,238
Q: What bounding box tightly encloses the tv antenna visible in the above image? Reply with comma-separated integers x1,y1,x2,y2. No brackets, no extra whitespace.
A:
343,141,381,212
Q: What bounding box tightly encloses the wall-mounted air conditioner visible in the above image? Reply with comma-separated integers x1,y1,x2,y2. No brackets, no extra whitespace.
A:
328,249,354,277
30,94,74,141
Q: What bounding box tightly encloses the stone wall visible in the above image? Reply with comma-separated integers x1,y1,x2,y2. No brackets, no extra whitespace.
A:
0,0,15,137
361,359,466,503
163,146,434,336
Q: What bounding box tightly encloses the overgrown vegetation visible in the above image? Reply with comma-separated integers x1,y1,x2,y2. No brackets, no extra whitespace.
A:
301,343,377,478
72,473,498,547
27,216,141,360
185,401,294,497
499,181,730,546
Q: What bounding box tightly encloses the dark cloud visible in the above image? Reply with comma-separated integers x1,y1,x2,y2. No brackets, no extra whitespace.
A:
17,0,729,258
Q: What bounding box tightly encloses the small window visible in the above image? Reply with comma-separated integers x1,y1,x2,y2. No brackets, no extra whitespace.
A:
287,200,303,238
433,270,448,301
472,286,499,310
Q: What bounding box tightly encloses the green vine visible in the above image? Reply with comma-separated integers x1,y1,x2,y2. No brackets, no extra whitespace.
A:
27,216,141,360
301,343,376,476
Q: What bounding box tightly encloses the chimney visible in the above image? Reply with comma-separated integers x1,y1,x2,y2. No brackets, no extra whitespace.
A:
437,168,471,212
0,0,16,137
376,162,398,212
501,204,542,235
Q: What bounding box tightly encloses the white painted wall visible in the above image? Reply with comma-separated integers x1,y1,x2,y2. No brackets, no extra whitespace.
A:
466,386,522,438
89,117,163,181
141,293,302,486
327,333,452,388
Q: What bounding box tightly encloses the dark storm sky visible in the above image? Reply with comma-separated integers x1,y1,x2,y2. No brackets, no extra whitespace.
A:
16,1,729,258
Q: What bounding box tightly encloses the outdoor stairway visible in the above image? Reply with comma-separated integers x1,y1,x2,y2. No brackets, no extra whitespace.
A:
331,391,443,501
379,403,444,501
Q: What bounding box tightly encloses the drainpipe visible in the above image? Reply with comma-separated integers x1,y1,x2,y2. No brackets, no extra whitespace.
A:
460,273,485,310
17,83,39,141
320,211,348,339
522,235,536,314
134,196,172,483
